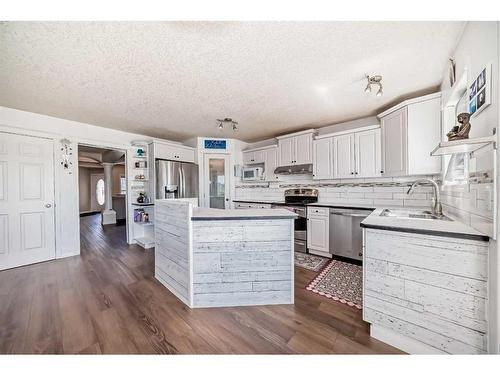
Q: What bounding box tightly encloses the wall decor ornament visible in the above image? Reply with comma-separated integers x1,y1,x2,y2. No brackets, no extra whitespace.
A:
468,63,491,117
60,138,73,174
446,113,472,141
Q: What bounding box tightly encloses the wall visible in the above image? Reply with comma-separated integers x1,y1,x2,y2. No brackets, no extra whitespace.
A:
439,21,499,354
78,167,91,213
0,105,175,258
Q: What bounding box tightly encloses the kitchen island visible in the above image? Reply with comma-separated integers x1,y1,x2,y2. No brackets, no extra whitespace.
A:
154,199,297,308
361,208,489,354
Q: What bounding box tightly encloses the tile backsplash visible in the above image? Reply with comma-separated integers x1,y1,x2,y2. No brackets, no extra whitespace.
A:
235,175,439,208
235,172,495,238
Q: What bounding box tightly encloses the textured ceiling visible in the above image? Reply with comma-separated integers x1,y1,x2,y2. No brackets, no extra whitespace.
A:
0,22,464,142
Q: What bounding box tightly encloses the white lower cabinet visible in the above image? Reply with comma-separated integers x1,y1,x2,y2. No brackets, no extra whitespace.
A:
363,228,488,354
307,207,330,256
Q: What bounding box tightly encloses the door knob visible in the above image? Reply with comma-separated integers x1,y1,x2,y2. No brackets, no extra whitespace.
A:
45,203,52,208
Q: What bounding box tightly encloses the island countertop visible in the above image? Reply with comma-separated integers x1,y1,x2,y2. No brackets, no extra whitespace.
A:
192,207,297,221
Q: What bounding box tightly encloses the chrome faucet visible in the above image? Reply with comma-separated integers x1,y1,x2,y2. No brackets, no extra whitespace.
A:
407,178,443,217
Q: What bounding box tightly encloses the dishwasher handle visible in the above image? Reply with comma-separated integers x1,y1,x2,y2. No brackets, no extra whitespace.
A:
330,212,369,218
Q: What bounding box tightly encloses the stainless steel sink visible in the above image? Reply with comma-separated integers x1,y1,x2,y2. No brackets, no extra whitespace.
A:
379,209,452,221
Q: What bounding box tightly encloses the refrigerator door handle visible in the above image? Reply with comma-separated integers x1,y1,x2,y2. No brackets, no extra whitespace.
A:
179,164,186,198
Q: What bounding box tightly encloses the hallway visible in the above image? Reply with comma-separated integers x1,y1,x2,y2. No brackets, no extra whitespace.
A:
0,214,400,354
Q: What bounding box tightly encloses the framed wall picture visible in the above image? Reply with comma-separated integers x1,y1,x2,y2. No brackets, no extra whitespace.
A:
468,63,491,117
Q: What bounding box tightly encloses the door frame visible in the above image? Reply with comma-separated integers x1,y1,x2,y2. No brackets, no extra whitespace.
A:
77,142,129,243
202,153,231,208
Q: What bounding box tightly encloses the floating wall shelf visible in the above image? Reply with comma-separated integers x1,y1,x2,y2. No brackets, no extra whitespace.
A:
430,135,497,156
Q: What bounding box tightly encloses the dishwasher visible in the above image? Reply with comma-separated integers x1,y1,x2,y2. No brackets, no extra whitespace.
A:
329,208,372,261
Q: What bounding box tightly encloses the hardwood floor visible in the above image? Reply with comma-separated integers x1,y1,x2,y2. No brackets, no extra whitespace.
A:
0,214,402,354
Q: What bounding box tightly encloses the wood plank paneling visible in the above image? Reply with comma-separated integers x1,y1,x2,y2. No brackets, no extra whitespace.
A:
363,228,488,354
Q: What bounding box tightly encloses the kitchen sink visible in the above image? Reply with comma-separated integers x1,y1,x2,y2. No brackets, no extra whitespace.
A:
379,209,452,221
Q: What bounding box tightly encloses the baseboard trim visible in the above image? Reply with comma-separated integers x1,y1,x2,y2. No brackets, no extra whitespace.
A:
79,211,101,217
370,324,445,354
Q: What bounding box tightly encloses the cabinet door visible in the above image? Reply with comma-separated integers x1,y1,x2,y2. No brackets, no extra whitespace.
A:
333,134,355,179
278,138,294,166
355,129,381,178
381,107,407,177
264,148,278,180
175,146,195,163
295,134,313,164
307,216,329,252
242,151,255,164
313,138,333,180
254,150,266,163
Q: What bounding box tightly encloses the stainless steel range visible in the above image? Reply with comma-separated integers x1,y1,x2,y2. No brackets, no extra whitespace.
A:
272,188,318,253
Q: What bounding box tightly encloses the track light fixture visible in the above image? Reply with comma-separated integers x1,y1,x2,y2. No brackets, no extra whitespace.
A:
364,75,383,97
216,118,238,131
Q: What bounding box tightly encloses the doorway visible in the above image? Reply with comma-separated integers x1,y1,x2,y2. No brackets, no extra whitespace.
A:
77,145,128,240
203,154,230,209
0,132,56,270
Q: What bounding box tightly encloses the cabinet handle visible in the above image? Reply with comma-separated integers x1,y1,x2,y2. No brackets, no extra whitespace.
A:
355,172,358,175
380,170,384,173
351,172,354,175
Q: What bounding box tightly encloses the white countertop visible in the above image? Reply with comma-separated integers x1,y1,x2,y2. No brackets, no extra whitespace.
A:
361,208,489,240
192,207,297,220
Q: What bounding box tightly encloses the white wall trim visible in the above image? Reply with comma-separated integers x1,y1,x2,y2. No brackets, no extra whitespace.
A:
377,92,442,118
314,124,380,140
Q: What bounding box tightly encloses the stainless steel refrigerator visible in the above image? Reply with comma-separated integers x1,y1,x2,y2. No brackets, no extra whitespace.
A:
155,159,198,200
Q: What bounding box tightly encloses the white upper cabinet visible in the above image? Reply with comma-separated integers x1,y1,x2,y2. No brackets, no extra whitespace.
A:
241,146,278,180
264,147,278,180
333,133,355,179
378,93,442,177
380,107,407,177
242,149,266,164
154,141,196,163
277,130,315,167
294,133,313,164
312,138,333,180
278,137,295,166
313,126,381,180
355,128,381,178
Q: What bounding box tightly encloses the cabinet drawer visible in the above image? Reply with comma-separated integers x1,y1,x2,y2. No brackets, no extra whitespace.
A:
307,206,329,217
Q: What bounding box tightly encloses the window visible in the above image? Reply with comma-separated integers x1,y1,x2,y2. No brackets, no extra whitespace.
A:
96,178,105,206
120,175,126,194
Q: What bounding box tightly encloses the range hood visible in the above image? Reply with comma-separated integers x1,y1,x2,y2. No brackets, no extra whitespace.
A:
273,163,313,175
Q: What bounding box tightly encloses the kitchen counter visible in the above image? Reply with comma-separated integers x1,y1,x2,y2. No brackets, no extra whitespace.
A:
361,208,489,241
155,199,295,308
192,207,297,220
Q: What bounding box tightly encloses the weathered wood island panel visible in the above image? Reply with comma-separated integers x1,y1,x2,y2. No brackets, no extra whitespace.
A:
363,228,489,354
154,200,296,308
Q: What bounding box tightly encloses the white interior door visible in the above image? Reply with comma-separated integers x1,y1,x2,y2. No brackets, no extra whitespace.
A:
203,154,230,209
0,132,56,270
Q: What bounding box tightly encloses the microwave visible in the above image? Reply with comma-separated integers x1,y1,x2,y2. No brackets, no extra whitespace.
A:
242,166,264,181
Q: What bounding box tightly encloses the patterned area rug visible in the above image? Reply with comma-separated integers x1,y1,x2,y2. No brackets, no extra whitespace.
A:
294,253,330,272
306,260,363,309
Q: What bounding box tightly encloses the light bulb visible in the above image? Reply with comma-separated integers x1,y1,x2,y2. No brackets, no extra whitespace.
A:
218,122,223,130
376,87,383,97
232,123,237,131
364,84,371,93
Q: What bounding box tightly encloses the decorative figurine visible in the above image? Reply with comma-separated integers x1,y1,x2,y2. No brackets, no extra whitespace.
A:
137,192,146,203
447,112,472,141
